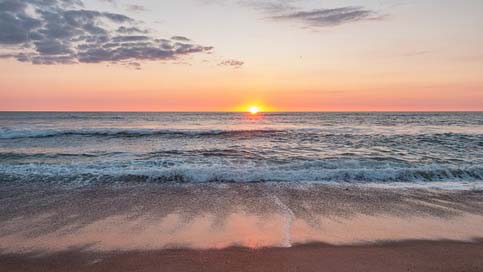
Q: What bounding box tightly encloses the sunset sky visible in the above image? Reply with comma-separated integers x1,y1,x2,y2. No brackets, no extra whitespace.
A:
0,0,482,111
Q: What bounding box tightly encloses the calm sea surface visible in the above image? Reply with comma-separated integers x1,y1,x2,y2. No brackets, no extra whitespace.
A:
0,112,482,188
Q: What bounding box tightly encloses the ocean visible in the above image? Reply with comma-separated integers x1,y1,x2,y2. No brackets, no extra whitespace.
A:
1,112,482,188
1,112,483,253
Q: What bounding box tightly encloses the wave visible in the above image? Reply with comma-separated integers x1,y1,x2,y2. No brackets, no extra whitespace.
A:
0,128,286,139
1,161,482,185
0,151,128,160
2,127,482,141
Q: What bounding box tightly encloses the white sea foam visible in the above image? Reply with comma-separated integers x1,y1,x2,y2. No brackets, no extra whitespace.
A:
1,112,481,190
1,159,482,189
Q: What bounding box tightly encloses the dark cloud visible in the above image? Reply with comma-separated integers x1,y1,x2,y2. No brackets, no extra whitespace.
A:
171,36,191,42
0,0,213,66
116,26,147,34
219,59,244,68
111,35,150,42
270,7,382,27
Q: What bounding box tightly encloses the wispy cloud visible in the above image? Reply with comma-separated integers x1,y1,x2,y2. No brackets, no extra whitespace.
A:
237,0,297,13
0,0,212,66
99,0,117,7
200,0,297,12
126,4,147,13
171,36,192,42
269,6,383,28
199,1,383,28
219,59,244,68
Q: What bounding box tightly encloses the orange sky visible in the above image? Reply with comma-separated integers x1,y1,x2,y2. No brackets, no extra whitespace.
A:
0,0,482,111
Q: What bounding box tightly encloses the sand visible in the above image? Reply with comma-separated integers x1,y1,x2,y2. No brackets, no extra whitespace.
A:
1,240,483,272
1,183,483,271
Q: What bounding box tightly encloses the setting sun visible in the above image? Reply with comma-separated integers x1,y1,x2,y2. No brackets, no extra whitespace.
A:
248,106,260,114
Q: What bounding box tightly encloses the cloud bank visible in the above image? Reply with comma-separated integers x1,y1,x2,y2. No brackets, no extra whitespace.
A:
0,0,213,65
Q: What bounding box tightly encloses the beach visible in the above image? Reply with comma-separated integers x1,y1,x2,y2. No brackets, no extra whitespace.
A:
1,112,483,271
0,0,483,272
1,183,483,271
2,240,483,272
2,0,483,269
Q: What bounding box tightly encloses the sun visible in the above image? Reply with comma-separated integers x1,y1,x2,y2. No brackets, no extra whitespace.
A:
248,106,260,114
236,103,271,113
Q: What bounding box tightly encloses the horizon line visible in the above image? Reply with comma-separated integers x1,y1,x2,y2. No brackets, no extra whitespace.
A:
1,110,482,113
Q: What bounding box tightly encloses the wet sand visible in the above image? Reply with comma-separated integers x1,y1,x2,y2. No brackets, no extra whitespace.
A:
1,182,483,271
1,240,483,272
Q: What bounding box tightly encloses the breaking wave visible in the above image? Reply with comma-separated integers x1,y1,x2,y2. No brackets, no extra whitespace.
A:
1,160,482,186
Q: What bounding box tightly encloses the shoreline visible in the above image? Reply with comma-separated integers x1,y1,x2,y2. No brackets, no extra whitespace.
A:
1,182,483,271
1,183,483,252
2,240,483,272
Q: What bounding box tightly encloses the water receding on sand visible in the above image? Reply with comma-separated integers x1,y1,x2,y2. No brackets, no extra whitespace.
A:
1,183,482,253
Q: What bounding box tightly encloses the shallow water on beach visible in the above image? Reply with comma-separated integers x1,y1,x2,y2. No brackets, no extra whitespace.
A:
1,112,482,188
1,183,483,252
3,211,483,252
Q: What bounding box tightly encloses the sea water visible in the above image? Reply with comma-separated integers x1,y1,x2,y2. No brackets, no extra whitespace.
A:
1,112,482,188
